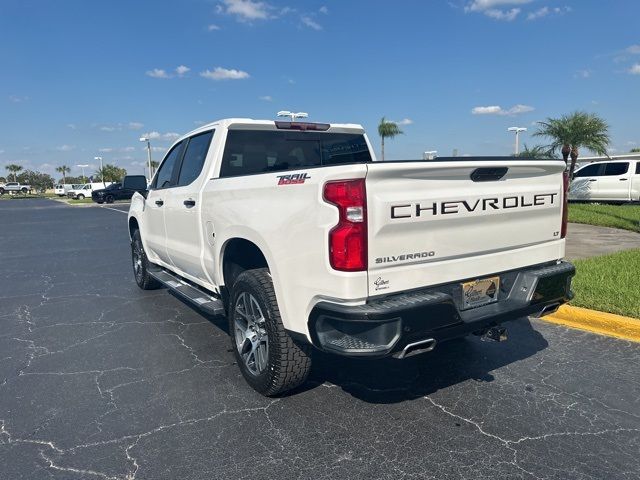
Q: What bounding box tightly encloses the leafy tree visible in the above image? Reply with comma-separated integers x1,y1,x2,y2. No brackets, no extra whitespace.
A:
5,164,23,182
534,111,610,179
56,165,71,184
630,147,640,153
16,170,54,192
517,144,556,159
95,164,127,183
62,176,85,184
377,117,403,161
0,176,6,183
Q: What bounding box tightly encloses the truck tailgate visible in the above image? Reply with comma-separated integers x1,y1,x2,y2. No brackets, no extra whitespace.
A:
365,160,566,296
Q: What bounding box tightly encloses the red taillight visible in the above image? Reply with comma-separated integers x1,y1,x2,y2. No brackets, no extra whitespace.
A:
561,171,569,238
323,179,367,271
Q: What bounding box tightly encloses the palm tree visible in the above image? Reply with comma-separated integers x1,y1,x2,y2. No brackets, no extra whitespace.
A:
56,165,71,184
150,160,159,178
630,147,640,153
534,111,610,179
517,144,556,159
377,117,403,161
5,164,23,182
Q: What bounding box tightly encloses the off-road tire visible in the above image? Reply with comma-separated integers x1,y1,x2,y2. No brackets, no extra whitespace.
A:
105,195,115,204
229,268,311,396
131,230,161,290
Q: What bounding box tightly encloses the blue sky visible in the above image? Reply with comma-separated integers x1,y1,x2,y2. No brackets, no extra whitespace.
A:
1,0,639,180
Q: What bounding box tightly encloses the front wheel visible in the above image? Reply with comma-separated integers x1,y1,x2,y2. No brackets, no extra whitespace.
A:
105,195,115,204
131,230,161,290
77,194,85,200
229,268,311,396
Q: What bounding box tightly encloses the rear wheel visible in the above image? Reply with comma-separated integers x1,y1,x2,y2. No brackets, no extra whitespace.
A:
105,195,115,204
229,268,311,396
21,188,28,194
131,230,161,290
77,194,85,200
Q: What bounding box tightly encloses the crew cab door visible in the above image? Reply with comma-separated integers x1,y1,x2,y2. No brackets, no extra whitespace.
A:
163,130,214,280
597,162,631,200
144,141,185,261
570,163,602,200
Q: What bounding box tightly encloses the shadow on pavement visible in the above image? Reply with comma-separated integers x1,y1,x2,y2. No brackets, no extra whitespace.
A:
305,317,548,404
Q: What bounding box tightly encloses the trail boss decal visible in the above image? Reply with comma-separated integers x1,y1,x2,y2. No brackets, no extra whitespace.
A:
390,193,558,219
277,173,311,185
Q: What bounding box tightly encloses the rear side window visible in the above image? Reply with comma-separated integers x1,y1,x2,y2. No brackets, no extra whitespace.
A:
177,131,214,186
153,141,183,189
636,162,640,174
219,130,372,177
574,164,601,177
603,162,629,176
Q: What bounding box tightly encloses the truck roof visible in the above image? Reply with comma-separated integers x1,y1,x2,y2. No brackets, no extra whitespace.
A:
182,118,366,142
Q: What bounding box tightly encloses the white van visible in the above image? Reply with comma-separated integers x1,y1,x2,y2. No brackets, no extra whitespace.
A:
67,182,113,200
569,160,640,202
54,184,74,197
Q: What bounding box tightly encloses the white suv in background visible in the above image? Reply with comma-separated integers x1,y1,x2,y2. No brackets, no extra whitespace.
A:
569,160,640,202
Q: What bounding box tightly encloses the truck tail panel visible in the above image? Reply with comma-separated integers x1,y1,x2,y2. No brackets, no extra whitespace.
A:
365,160,566,296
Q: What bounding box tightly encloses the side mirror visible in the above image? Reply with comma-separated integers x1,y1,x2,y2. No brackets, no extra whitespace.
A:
122,175,148,195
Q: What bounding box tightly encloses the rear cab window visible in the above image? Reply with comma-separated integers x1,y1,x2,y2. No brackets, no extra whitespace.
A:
219,130,372,178
602,162,629,176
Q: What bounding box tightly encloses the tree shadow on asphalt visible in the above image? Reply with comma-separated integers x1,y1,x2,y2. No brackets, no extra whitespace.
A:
303,317,548,404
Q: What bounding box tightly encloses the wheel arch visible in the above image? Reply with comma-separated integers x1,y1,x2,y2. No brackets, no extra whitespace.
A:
128,216,140,240
220,237,270,289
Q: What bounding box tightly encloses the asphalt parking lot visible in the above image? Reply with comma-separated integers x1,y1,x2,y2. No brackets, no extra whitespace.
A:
1,199,639,480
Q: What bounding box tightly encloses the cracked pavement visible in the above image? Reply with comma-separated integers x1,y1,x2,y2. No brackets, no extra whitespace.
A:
1,199,639,479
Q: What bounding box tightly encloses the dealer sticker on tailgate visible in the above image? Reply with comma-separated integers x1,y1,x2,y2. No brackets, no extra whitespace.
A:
461,276,500,310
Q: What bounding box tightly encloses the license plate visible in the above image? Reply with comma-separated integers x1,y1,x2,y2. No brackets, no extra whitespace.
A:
461,276,500,310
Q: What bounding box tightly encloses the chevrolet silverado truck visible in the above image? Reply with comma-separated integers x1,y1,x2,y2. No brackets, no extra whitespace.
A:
127,118,575,396
0,182,31,194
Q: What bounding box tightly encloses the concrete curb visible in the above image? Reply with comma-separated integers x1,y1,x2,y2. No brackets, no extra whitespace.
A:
543,305,640,342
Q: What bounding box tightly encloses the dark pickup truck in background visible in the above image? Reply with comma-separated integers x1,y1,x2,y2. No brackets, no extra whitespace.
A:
92,175,148,204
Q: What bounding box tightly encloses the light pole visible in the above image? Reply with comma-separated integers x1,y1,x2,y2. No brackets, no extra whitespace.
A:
77,164,88,183
94,156,104,186
507,127,527,155
139,137,153,182
277,110,309,121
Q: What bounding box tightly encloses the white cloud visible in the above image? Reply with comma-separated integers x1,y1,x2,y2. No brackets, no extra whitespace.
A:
395,118,414,126
319,5,328,14
607,147,618,153
0,150,5,154
472,104,534,116
200,67,250,80
66,123,77,130
99,148,114,153
484,8,520,20
207,24,221,31
8,95,29,103
128,122,144,130
56,145,76,152
146,68,170,79
143,131,180,141
122,146,136,152
221,0,271,21
527,6,548,20
301,16,322,30
627,45,640,55
99,125,118,132
574,69,591,79
629,64,640,75
259,95,273,101
175,65,190,77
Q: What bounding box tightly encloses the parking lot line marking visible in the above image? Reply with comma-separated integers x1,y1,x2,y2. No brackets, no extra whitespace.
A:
543,305,640,342
100,206,128,214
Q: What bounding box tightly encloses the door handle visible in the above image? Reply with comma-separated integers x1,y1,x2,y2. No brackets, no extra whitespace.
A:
183,199,196,207
155,200,164,206
619,178,628,181
588,179,597,182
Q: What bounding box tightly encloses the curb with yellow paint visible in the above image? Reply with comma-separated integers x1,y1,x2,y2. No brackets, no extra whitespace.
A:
542,304,640,342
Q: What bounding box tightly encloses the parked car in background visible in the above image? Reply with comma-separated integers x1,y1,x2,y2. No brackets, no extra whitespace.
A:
91,176,147,204
0,182,31,195
67,182,113,200
54,184,72,196
569,160,640,202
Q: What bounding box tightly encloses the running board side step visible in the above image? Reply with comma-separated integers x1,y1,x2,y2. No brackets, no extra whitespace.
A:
149,269,225,316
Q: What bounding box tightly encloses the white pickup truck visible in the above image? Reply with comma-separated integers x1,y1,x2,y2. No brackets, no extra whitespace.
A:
128,118,575,396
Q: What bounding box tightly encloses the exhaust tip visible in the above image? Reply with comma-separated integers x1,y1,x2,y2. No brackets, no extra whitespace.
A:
394,338,437,359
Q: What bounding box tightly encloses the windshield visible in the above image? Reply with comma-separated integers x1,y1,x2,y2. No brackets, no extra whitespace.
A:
106,183,121,190
220,130,372,177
